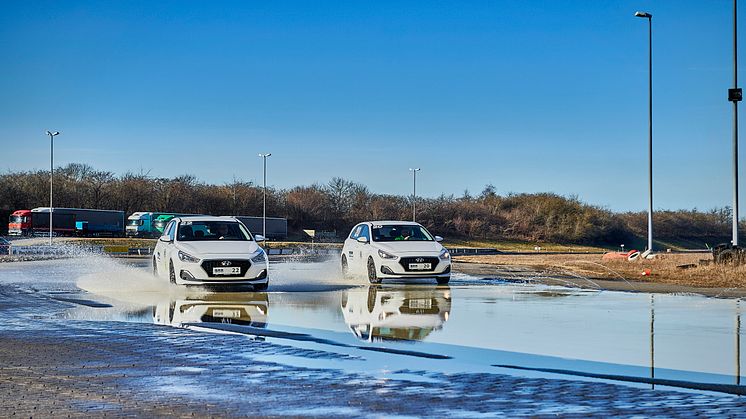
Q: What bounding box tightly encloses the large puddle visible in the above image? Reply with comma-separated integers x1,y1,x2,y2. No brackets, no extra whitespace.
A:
1,255,744,395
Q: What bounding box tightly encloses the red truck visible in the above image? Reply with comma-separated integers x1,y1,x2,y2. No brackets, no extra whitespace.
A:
8,209,76,236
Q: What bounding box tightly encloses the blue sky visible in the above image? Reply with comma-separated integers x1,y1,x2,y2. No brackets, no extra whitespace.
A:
0,1,741,211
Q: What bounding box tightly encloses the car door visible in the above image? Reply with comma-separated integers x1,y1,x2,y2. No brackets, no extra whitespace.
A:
357,224,372,267
158,220,177,273
345,224,363,272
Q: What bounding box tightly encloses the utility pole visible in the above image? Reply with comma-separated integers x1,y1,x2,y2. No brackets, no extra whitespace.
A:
730,0,742,247
409,168,421,222
258,153,272,238
46,130,60,245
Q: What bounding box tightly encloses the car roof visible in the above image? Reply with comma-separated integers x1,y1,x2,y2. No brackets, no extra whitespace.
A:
174,216,240,222
364,220,422,226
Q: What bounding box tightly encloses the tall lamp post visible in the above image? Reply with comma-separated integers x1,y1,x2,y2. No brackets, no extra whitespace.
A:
730,0,742,247
409,168,421,222
635,11,654,253
46,130,60,246
258,153,271,238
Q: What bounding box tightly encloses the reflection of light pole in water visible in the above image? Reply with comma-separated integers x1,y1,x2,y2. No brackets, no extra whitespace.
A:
258,153,271,238
737,299,741,385
650,294,655,389
409,168,421,222
46,130,60,246
635,10,654,253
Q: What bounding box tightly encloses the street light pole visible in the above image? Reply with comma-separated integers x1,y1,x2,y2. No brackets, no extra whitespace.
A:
409,168,421,222
636,11,654,252
730,0,742,247
46,130,60,246
258,153,271,238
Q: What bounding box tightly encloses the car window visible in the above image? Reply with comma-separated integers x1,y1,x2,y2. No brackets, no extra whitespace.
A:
350,224,363,240
359,224,370,241
166,221,176,241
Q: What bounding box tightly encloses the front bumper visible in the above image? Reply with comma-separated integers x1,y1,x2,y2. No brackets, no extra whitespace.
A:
174,258,269,285
376,257,451,279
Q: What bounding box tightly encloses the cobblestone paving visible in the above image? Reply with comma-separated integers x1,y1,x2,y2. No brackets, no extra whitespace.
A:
3,284,746,417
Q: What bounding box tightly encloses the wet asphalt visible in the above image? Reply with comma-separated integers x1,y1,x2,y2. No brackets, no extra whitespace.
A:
2,255,746,417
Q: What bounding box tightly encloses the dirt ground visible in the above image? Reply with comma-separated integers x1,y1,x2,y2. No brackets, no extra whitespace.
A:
453,252,746,296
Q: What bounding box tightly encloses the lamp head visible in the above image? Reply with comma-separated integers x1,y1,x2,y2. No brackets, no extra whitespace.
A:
635,11,652,18
46,131,60,136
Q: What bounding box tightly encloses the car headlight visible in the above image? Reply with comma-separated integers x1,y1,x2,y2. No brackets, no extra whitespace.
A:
178,250,200,263
251,249,267,263
439,249,451,260
378,249,397,259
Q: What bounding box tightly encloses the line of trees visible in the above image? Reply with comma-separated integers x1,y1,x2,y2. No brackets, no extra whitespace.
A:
0,163,741,247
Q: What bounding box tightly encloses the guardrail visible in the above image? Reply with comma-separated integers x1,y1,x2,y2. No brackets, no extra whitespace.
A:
447,248,500,255
9,245,105,256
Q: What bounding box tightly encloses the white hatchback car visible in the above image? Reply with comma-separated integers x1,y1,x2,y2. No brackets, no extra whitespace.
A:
341,221,451,284
153,216,269,289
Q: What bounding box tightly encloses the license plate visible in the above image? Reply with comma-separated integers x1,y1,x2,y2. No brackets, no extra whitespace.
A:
213,267,241,275
212,309,241,318
408,299,432,309
408,263,431,270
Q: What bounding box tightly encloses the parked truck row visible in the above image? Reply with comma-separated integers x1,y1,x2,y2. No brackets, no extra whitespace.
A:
8,207,288,239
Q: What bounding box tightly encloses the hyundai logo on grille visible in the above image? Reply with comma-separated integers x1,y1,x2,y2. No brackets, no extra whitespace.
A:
220,260,232,267
415,257,425,263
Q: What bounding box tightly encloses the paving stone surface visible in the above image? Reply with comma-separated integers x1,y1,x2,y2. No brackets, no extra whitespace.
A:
3,282,746,417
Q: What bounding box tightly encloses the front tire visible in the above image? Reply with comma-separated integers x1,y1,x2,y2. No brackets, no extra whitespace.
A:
367,257,381,284
169,261,177,284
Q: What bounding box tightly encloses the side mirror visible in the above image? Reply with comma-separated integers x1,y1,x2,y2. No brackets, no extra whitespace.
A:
357,236,369,244
255,234,266,242
159,235,172,243
435,236,443,242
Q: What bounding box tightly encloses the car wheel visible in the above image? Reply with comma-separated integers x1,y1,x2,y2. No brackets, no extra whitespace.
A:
366,285,379,313
436,276,450,285
367,257,381,284
169,261,176,284
341,255,351,279
254,282,268,291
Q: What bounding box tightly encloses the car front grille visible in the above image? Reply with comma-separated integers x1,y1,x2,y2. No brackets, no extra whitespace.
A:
201,259,252,277
398,256,440,272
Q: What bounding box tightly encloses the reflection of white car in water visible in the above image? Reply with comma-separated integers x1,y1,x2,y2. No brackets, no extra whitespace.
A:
341,285,452,342
153,292,269,328
153,216,269,289
341,221,451,284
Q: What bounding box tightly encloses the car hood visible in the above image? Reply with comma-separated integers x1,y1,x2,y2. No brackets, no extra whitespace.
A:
176,241,261,256
374,241,443,255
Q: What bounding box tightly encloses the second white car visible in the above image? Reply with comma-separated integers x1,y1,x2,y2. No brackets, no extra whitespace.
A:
341,221,451,284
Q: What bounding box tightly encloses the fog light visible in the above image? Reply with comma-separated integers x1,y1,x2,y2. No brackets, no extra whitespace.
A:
255,269,267,280
441,265,451,274
380,265,395,275
180,270,195,280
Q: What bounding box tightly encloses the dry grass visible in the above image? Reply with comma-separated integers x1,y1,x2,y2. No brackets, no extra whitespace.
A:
442,239,607,252
455,252,746,289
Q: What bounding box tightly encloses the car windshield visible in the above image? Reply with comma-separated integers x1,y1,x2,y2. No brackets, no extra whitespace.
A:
372,225,434,242
9,216,22,223
127,219,142,226
177,221,252,241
